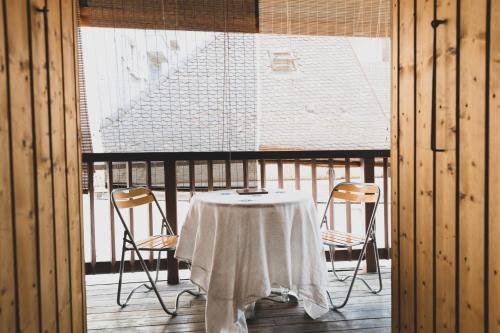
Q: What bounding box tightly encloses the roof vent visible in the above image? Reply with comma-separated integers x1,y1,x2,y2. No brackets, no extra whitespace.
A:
270,51,297,72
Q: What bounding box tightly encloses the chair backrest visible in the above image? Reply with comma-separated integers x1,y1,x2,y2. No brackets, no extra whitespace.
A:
332,182,379,203
111,187,174,238
321,182,381,233
113,187,155,209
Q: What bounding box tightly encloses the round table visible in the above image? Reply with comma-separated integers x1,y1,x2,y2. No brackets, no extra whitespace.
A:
175,189,329,333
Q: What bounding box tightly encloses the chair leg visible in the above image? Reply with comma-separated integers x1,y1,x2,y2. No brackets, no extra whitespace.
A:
371,237,383,294
116,239,127,307
118,250,202,316
327,246,363,311
327,237,383,310
173,261,202,313
327,243,383,293
329,246,350,282
144,250,162,291
174,288,202,313
352,239,383,294
115,242,176,315
135,249,177,315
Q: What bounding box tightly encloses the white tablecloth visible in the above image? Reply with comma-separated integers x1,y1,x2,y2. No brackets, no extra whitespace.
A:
175,189,329,333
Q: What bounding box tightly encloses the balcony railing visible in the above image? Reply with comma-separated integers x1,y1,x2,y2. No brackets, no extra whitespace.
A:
82,149,390,284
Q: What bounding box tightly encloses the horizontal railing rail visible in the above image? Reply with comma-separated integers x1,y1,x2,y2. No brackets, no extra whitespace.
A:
82,149,390,162
82,149,391,285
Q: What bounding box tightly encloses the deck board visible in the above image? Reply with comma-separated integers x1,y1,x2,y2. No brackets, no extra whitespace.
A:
86,260,391,332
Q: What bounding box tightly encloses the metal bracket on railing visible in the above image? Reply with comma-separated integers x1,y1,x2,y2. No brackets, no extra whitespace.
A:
430,16,447,153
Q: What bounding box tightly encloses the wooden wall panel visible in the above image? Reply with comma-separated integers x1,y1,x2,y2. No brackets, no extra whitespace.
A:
5,1,40,331
415,0,434,331
0,1,16,331
29,0,58,332
47,0,73,330
459,0,487,331
0,0,86,332
489,0,500,331
62,0,86,330
434,0,457,332
392,0,497,332
390,0,400,331
398,0,415,331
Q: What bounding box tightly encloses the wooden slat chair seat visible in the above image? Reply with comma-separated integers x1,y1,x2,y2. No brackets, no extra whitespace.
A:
322,230,365,248
321,182,382,310
135,235,178,251
111,187,200,316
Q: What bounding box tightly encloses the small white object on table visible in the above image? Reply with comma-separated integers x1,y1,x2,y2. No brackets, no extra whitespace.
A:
175,189,329,333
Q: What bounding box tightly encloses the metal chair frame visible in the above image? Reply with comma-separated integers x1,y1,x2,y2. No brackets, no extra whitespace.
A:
321,182,383,310
111,187,201,316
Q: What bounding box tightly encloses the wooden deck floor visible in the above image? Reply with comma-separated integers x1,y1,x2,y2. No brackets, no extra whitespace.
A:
86,260,391,332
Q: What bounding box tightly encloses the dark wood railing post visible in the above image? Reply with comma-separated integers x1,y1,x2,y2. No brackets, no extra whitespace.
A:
188,160,195,197
225,160,231,189
127,161,135,270
259,159,266,189
362,157,377,273
243,160,249,188
164,160,179,284
146,161,154,264
88,162,96,274
345,158,352,260
107,162,116,272
277,160,284,189
311,159,317,205
207,160,214,191
294,160,301,190
328,159,335,229
383,158,389,258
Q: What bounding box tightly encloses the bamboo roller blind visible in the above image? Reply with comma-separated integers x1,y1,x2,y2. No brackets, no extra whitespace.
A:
79,0,390,37
258,0,390,37
79,0,259,32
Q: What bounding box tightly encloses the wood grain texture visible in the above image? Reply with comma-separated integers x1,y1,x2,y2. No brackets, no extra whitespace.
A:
390,0,399,331
362,158,377,273
398,0,415,331
258,0,391,37
79,0,259,33
0,0,16,331
434,0,457,332
29,0,58,332
5,0,40,331
459,0,487,331
0,0,85,331
164,160,179,284
394,0,497,331
489,0,500,331
415,0,434,331
73,2,88,329
46,0,72,331
62,0,86,330
86,262,393,332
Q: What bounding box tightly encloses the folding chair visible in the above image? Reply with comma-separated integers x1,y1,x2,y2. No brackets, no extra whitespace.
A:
321,182,383,310
111,187,200,315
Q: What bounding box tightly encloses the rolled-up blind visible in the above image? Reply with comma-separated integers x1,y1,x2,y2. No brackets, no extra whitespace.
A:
79,0,259,33
258,0,390,37
79,0,389,37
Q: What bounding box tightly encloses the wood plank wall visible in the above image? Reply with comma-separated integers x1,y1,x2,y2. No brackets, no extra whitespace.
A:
392,0,499,332
0,0,86,332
